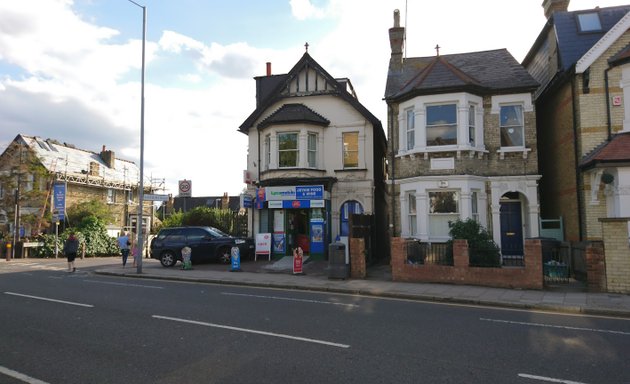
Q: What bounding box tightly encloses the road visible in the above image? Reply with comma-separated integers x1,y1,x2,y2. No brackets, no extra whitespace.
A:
1,259,629,384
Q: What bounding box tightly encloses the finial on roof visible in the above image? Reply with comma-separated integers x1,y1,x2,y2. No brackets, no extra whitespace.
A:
305,42,309,52
435,44,441,56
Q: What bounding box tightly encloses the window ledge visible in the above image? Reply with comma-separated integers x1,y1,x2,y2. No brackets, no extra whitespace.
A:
397,147,488,159
497,147,531,159
334,167,367,172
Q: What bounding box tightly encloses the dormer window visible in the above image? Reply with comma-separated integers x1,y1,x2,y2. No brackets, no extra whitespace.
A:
577,12,602,32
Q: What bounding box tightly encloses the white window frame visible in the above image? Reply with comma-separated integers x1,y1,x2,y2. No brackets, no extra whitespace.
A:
264,134,271,171
406,108,415,151
397,93,484,155
426,103,458,147
471,190,479,223
307,132,317,168
428,190,460,239
407,191,417,236
343,131,359,168
468,104,476,147
499,104,524,148
278,132,299,168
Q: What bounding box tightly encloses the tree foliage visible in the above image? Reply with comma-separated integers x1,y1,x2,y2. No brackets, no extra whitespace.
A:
66,199,114,226
448,218,501,267
159,207,234,234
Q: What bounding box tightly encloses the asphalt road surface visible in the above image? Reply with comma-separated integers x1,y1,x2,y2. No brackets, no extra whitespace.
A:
1,260,629,383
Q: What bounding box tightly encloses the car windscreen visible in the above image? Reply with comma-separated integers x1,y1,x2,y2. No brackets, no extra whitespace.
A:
205,226,230,238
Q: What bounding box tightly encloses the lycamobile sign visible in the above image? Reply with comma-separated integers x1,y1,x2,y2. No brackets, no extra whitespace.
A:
259,185,323,201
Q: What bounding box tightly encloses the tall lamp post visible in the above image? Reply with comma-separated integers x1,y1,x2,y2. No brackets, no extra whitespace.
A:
128,0,146,274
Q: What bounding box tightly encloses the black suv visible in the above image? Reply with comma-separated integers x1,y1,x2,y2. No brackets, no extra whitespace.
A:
150,226,254,267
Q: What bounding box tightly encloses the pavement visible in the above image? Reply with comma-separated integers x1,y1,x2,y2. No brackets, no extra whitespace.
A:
88,256,630,319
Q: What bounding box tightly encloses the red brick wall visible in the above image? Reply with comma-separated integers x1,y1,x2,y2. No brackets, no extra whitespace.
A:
350,238,366,278
586,243,607,293
390,238,543,289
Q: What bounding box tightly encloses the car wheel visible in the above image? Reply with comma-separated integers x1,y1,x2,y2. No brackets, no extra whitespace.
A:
218,247,231,264
160,251,177,267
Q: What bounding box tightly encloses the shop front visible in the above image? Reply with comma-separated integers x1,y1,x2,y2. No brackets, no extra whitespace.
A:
255,185,329,260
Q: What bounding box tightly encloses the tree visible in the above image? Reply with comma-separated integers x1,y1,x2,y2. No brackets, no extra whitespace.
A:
66,199,114,226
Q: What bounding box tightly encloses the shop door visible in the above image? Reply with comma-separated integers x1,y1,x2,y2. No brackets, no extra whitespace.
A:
287,209,309,254
500,201,523,256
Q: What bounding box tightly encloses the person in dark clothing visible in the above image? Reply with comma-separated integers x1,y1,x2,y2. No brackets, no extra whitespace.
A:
63,232,80,272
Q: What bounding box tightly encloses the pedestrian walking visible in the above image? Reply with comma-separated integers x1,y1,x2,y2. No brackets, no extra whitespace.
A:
117,231,131,268
63,232,80,272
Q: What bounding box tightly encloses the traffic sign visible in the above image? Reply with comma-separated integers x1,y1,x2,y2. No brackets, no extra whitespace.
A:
144,193,169,201
179,179,192,197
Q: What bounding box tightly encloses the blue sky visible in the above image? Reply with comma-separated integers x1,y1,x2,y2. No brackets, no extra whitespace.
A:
1,0,628,197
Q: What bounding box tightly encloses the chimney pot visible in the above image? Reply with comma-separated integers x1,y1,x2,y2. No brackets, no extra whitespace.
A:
266,62,272,76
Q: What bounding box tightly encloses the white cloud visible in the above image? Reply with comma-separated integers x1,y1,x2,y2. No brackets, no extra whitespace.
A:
289,0,328,20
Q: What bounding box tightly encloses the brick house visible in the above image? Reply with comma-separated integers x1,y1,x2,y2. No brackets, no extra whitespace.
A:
239,51,388,261
384,10,541,259
522,0,630,242
0,134,152,238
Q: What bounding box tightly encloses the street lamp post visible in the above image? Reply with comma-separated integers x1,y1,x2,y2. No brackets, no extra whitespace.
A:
128,0,146,274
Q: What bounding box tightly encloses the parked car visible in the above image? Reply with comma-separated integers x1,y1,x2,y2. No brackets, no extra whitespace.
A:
150,226,254,267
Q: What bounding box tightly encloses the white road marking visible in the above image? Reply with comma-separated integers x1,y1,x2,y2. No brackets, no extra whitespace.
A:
83,279,164,289
153,315,350,349
518,373,589,383
4,292,94,308
480,317,630,335
0,365,50,384
221,292,359,308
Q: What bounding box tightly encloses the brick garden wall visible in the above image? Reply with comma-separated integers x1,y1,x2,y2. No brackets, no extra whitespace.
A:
600,218,630,293
390,237,543,289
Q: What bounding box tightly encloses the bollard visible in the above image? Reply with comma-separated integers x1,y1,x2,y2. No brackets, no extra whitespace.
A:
6,243,12,261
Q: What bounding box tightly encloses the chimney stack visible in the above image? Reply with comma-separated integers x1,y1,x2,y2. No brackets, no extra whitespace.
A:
389,9,405,71
100,145,116,169
542,0,569,19
266,62,272,76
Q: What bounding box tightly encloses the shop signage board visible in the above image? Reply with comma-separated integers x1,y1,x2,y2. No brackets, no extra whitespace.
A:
255,233,271,261
258,185,324,201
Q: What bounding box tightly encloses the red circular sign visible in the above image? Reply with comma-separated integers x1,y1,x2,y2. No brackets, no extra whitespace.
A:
179,180,191,193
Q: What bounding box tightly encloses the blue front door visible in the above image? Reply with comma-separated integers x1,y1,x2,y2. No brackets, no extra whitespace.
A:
500,201,523,256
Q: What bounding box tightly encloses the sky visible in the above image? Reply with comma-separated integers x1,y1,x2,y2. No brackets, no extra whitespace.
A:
1,0,628,198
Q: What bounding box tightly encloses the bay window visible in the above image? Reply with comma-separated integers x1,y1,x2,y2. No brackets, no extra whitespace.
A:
308,133,317,168
278,132,299,168
407,191,417,236
428,191,459,238
406,108,415,150
426,104,457,146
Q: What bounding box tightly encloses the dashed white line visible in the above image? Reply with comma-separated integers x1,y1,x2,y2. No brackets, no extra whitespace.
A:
152,315,350,349
480,317,630,335
221,292,359,307
0,365,50,384
4,292,93,308
518,373,589,383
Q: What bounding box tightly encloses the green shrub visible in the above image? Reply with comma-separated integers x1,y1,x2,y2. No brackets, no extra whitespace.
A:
448,218,501,267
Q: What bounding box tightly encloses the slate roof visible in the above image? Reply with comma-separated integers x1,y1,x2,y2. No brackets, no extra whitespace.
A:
258,103,330,129
239,52,383,142
11,134,139,185
385,49,538,102
555,5,630,71
580,131,630,169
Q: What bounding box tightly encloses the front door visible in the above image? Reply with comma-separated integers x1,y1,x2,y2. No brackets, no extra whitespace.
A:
500,201,523,256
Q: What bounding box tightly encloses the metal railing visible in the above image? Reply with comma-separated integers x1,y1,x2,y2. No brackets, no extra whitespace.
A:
405,240,453,266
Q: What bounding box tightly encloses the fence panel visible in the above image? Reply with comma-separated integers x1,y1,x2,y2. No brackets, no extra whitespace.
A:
405,240,453,266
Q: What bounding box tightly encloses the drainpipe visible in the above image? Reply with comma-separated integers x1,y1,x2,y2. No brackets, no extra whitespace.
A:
388,103,396,237
571,78,584,241
604,66,613,141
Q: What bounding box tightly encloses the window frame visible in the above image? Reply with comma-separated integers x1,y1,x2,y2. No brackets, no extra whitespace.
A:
264,134,271,171
342,131,359,168
576,12,602,33
468,104,476,147
406,108,415,150
307,132,317,168
426,103,458,147
500,104,525,148
107,188,116,204
277,132,299,168
428,190,460,238
407,191,417,236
